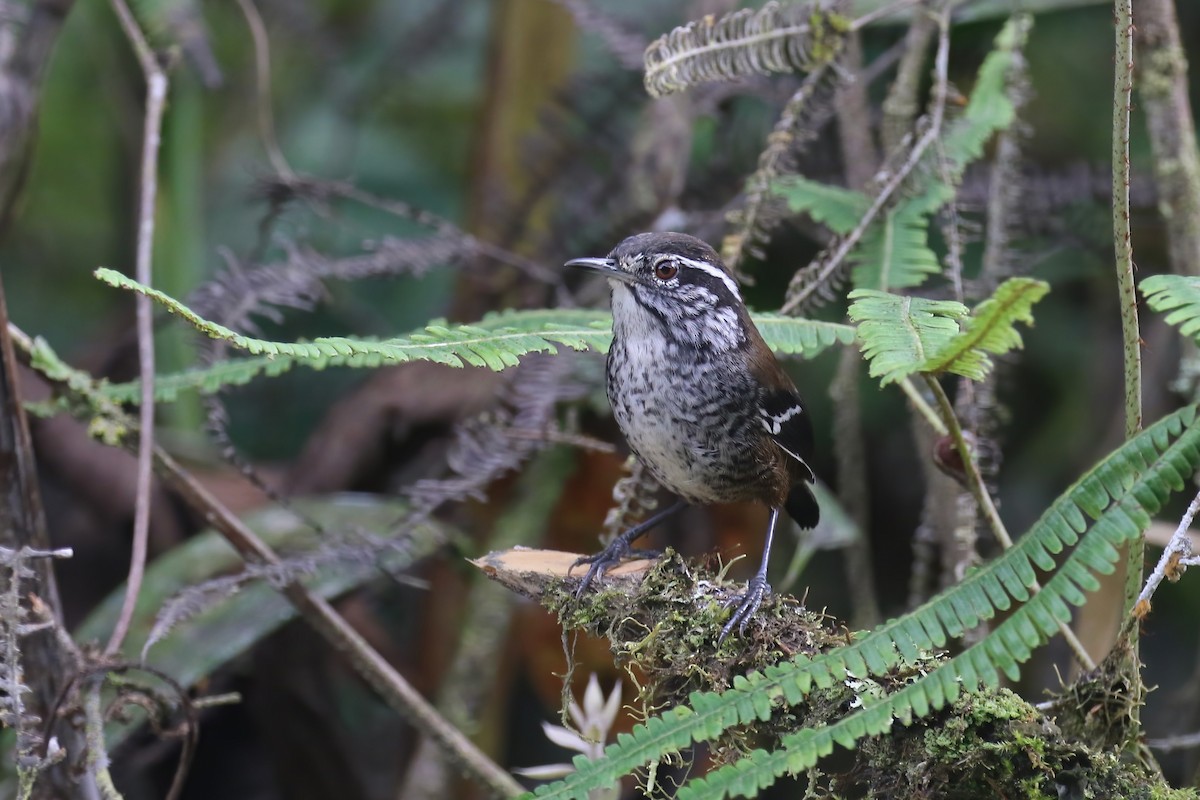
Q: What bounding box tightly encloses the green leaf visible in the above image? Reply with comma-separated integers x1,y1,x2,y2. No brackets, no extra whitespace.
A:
1141,274,1200,340
921,277,1049,380
850,202,943,292
772,176,867,234
92,269,856,404
846,290,968,385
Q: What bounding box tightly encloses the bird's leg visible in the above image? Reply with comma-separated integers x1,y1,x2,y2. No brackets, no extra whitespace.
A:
718,507,780,644
571,501,686,597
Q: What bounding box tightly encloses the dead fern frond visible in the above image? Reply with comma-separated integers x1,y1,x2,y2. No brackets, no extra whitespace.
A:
190,235,469,333
405,353,591,519
723,63,845,278
601,458,662,545
644,1,849,98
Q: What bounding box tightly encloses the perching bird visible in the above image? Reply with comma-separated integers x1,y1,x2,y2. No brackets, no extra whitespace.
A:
565,232,820,642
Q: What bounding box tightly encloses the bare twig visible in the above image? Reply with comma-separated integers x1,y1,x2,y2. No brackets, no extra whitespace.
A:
1135,488,1200,614
1111,0,1141,443
551,0,646,71
880,3,935,153
836,32,877,191
849,0,923,30
1148,729,1200,753
104,0,168,659
235,0,295,180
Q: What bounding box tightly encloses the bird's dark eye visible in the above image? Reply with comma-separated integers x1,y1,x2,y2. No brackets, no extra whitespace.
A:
654,260,679,281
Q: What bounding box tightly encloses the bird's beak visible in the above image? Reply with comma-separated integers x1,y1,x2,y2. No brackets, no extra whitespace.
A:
564,257,638,284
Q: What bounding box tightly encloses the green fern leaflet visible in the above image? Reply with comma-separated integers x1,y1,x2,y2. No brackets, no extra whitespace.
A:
847,291,968,385
921,277,1049,380
1141,273,1200,340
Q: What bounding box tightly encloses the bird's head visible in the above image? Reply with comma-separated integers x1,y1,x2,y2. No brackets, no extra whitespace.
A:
566,232,747,350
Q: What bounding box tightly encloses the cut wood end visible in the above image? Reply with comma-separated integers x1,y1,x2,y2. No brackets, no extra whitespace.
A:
470,547,655,601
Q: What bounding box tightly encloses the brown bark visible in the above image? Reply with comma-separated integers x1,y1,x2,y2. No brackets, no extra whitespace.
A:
1135,0,1200,276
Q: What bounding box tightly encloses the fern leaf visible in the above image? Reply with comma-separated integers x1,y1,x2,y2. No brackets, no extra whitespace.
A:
776,17,1031,311
643,2,849,98
771,175,866,234
774,177,942,294
846,290,968,385
851,202,942,292
93,270,855,403
532,405,1200,799
921,277,1049,380
1141,274,1200,339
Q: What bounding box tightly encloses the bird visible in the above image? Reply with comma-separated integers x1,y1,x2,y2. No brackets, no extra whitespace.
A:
565,231,820,643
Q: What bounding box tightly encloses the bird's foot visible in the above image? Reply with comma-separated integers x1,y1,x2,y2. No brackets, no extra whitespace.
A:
718,574,771,644
570,539,661,598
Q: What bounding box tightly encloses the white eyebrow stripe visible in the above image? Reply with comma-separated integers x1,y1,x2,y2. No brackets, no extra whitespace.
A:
675,255,741,299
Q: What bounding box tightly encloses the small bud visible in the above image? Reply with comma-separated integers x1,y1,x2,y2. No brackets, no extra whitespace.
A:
933,434,973,488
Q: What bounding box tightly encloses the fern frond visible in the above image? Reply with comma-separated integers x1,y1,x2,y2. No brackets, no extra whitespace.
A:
850,202,942,292
846,290,968,385
530,405,1200,799
771,176,866,234
98,267,612,368
1141,274,1200,339
847,279,1047,386
92,270,855,403
643,1,849,98
774,176,942,295
921,277,1049,380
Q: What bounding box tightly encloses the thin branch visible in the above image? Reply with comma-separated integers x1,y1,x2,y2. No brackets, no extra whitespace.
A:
849,0,923,30
880,3,936,153
1134,0,1200,278
104,0,168,658
898,376,948,435
831,348,881,627
1135,488,1200,613
924,374,1097,670
782,6,950,314
1111,0,1141,442
235,0,295,180
1111,0,1145,676
1148,729,1200,753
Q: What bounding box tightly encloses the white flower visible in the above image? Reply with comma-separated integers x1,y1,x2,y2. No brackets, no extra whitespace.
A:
515,674,623,800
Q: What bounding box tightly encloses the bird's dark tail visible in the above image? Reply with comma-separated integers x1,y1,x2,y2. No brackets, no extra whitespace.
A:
784,483,820,529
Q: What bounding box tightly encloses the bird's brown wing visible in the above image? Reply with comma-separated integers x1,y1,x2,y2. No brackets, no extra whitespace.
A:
759,387,820,529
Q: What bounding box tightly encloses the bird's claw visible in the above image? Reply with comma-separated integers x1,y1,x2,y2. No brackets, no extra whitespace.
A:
718,575,771,644
570,540,661,598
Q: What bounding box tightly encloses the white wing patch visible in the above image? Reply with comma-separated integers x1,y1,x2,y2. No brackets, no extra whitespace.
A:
758,403,805,436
